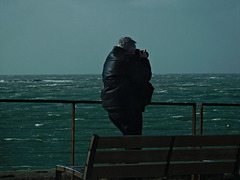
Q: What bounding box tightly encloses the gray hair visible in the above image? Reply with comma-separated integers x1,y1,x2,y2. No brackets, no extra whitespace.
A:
118,37,136,52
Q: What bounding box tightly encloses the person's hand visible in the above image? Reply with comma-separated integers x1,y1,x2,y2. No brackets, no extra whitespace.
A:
140,49,149,58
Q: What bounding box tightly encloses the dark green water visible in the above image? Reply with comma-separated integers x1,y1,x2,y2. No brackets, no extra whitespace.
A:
0,74,239,170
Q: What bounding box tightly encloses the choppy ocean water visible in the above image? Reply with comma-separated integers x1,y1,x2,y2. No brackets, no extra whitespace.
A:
0,74,240,170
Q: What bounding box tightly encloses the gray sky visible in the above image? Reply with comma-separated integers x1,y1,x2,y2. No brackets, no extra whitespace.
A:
0,0,239,75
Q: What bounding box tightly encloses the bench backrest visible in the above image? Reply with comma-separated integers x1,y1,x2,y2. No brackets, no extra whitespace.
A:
83,134,240,180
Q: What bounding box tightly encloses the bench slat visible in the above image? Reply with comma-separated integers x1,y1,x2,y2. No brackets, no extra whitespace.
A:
168,161,236,175
92,161,236,179
94,148,239,163
97,135,240,149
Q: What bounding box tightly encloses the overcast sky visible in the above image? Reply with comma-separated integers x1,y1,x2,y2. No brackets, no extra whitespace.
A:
0,0,239,75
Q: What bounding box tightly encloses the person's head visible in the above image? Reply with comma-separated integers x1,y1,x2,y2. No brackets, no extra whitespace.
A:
118,37,136,53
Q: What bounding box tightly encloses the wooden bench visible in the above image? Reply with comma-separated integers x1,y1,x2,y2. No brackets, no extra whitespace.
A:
56,134,240,180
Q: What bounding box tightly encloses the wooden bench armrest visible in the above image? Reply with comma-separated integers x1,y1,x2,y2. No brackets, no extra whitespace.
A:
56,165,84,179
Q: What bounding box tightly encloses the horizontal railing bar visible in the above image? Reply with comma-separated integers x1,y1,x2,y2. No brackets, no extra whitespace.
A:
150,102,196,106
0,128,71,129
0,165,59,167
1,128,194,130
0,99,196,106
201,103,240,107
0,152,75,154
0,99,102,104
1,140,74,142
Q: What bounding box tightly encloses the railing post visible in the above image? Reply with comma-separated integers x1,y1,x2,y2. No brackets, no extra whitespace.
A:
192,104,196,135
199,103,203,135
71,103,76,166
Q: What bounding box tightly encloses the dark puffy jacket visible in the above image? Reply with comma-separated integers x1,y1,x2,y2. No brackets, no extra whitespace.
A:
101,46,154,111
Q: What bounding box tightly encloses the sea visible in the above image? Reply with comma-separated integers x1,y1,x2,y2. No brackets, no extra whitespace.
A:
0,74,240,171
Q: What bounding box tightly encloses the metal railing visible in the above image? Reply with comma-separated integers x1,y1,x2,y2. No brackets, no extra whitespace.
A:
0,99,196,168
1,99,240,170
199,103,240,134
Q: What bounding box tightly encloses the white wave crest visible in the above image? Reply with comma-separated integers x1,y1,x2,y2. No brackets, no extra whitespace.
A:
43,80,73,83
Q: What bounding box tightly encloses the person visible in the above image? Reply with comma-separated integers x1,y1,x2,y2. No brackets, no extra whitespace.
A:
101,37,154,135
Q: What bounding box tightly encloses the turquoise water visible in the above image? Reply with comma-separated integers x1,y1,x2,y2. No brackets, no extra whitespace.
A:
0,74,240,170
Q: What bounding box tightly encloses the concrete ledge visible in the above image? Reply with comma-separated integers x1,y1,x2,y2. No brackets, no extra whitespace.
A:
0,169,56,180
0,169,236,180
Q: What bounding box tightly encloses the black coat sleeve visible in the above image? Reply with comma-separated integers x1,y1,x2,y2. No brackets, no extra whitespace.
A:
127,57,152,83
127,56,154,108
